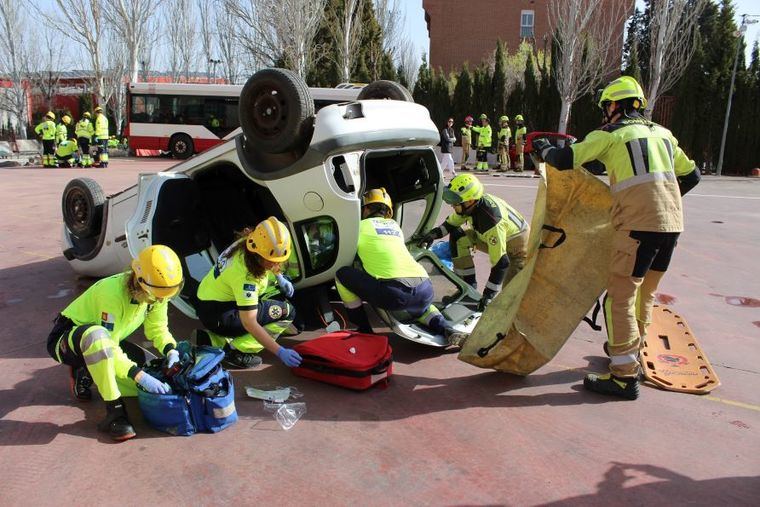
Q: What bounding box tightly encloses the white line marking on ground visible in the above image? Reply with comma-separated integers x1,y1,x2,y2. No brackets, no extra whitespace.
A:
687,193,760,200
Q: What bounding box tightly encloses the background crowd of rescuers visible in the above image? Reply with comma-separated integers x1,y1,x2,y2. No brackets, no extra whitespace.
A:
35,106,111,168
45,74,699,441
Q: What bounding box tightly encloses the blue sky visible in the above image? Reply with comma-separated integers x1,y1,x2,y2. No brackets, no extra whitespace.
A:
402,0,760,66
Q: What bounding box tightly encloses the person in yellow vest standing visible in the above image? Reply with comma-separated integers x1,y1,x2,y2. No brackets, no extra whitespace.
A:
514,114,527,172
93,106,109,168
460,115,473,171
470,113,492,172
35,111,57,168
75,111,95,167
46,245,185,441
533,76,701,400
496,115,511,172
56,115,71,145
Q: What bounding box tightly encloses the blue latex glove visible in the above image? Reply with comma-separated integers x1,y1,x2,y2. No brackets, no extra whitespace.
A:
137,371,171,394
276,274,295,298
166,349,180,368
277,347,302,367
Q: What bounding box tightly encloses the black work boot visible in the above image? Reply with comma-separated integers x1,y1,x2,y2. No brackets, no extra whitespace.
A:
97,399,136,441
583,373,640,400
70,366,93,401
222,344,263,369
346,307,373,334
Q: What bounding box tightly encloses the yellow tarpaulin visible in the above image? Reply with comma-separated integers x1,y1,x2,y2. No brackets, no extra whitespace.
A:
458,164,613,374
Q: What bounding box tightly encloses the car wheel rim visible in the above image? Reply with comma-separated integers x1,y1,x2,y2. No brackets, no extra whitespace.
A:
67,189,88,228
251,86,288,139
175,141,186,153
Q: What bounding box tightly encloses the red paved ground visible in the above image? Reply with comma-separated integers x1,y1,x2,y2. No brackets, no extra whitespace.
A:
0,159,758,505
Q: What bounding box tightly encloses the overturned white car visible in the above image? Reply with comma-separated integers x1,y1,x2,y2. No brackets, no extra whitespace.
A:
61,68,481,346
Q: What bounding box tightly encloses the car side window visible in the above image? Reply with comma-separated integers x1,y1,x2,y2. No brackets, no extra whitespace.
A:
298,217,338,276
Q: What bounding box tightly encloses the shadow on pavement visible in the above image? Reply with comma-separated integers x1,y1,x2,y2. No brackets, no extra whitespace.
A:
538,462,760,505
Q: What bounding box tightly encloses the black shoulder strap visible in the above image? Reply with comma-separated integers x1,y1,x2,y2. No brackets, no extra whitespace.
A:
582,298,603,331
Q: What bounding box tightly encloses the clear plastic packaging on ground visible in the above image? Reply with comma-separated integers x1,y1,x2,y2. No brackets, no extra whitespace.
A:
274,402,307,430
245,386,292,402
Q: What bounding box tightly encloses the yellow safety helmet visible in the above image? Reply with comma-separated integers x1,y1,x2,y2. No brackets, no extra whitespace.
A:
94,106,103,113
246,216,291,262
45,111,55,120
443,173,484,205
597,75,647,110
362,187,393,218
131,245,184,299
479,113,488,120
83,111,91,119
499,115,509,123
515,114,524,122
62,115,72,125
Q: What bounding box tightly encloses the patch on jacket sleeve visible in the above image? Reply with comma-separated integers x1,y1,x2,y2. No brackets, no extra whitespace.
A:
100,312,115,331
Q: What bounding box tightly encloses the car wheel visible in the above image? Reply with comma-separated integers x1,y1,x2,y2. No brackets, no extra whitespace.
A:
62,177,105,238
170,134,194,159
357,80,414,102
239,68,314,154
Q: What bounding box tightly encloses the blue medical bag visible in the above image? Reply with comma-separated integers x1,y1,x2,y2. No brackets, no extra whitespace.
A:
137,342,237,436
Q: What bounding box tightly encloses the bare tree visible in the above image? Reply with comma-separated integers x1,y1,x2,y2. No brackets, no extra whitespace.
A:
326,0,364,82
104,0,159,83
0,0,32,138
139,14,161,81
102,30,128,136
397,38,418,88
549,0,627,134
163,0,198,82
197,0,217,82
41,0,107,105
28,27,63,113
645,0,707,118
225,0,327,78
374,0,404,59
216,5,243,84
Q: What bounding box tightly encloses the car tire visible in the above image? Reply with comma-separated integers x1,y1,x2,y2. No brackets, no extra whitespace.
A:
239,68,314,154
169,133,194,159
357,80,414,102
62,177,105,238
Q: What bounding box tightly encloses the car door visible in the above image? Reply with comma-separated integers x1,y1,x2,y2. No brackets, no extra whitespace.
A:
125,172,214,318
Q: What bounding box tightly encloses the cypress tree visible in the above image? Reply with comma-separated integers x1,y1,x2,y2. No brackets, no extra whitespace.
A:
379,52,397,81
413,54,433,109
491,40,507,122
452,65,474,128
522,52,539,129
429,68,452,129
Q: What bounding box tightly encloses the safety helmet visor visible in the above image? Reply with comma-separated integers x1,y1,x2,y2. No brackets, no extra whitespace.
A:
138,277,184,300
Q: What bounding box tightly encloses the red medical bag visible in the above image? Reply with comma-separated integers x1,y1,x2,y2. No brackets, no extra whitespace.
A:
292,331,393,390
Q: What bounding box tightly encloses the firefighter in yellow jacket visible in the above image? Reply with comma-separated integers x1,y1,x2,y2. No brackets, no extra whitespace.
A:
56,115,72,145
93,105,109,167
470,113,492,172
34,111,57,167
418,173,530,311
497,115,511,172
533,76,700,400
513,114,527,172
75,112,95,167
46,245,184,441
460,115,473,170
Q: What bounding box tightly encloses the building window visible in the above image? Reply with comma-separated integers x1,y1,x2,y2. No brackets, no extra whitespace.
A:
520,10,534,38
